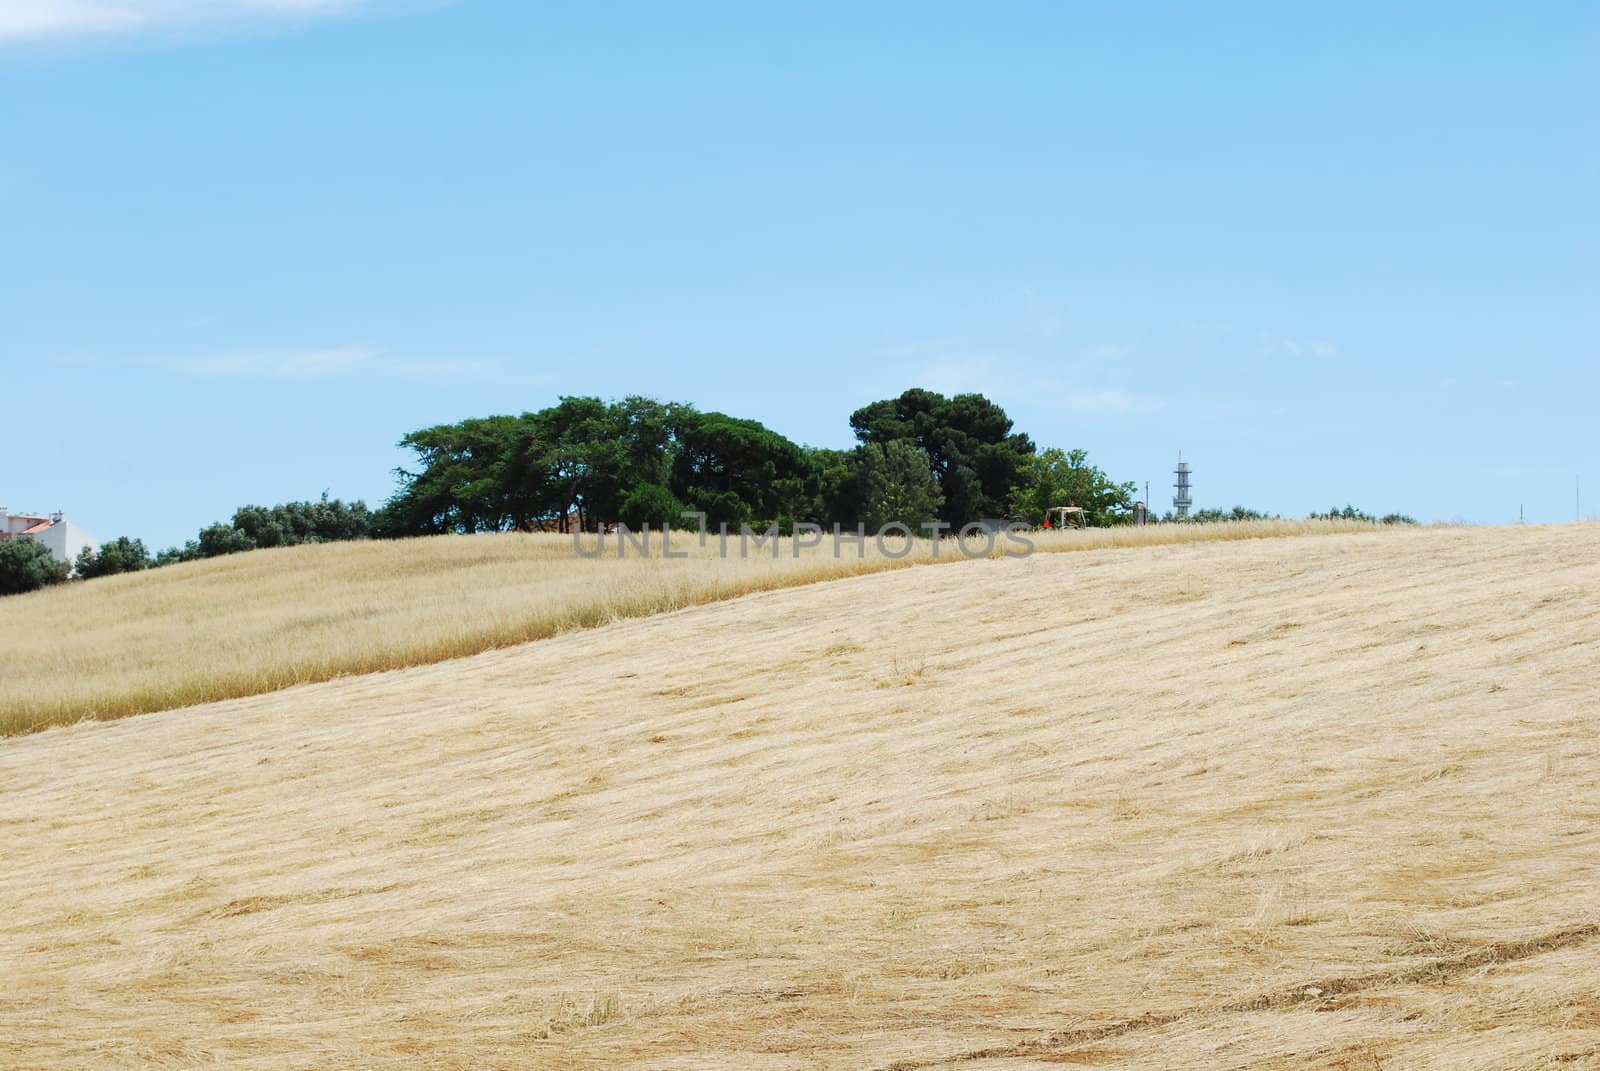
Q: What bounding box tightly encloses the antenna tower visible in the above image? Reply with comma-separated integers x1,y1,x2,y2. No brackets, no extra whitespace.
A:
1173,454,1193,519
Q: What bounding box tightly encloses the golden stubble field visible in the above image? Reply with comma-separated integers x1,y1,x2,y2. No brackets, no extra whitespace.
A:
2,523,1598,1069
0,519,1368,736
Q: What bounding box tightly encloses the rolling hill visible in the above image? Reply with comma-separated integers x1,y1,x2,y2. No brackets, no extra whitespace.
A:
0,519,1365,736
3,523,1598,1069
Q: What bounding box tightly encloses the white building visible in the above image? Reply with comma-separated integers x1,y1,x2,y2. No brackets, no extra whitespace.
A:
1,509,98,567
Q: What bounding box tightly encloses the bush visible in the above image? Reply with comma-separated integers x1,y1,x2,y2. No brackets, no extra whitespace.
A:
1308,505,1418,525
75,537,152,580
1191,506,1279,523
1008,448,1134,527
0,538,69,596
618,483,688,529
155,495,377,564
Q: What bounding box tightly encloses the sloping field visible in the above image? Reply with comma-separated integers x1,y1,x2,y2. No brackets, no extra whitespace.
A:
0,519,1367,736
3,524,1598,1068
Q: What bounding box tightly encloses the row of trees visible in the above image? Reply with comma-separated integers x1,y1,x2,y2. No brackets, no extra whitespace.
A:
161,497,379,561
0,497,382,593
1183,504,1418,525
382,398,811,534
381,388,1128,536
1310,504,1418,525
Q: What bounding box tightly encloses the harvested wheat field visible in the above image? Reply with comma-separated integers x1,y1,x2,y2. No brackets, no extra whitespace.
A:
3,523,1599,1069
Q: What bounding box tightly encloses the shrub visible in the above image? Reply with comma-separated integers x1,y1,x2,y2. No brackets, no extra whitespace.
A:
619,484,688,529
75,537,152,580
1309,505,1418,525
0,538,69,596
1191,506,1279,523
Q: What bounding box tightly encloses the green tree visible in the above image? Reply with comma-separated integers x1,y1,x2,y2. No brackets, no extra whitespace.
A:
385,414,536,534
849,388,1034,526
856,441,944,531
75,536,152,579
231,497,373,547
1008,448,1135,526
803,446,866,528
670,411,809,526
153,495,379,564
0,538,69,596
618,483,688,529
195,522,257,558
384,397,700,535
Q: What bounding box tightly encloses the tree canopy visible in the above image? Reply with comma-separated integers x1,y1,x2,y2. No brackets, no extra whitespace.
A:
1008,448,1135,527
75,536,152,579
380,389,1146,536
157,496,377,563
384,398,810,534
856,441,945,531
849,388,1034,526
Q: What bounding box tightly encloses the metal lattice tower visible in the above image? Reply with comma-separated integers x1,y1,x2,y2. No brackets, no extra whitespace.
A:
1173,455,1192,519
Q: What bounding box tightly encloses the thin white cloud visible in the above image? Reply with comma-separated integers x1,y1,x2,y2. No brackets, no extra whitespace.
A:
0,0,359,43
1081,343,1134,364
157,345,544,386
167,344,373,379
1260,332,1339,359
1055,388,1162,416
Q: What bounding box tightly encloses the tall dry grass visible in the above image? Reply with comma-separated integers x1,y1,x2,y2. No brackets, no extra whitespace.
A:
1,519,1379,735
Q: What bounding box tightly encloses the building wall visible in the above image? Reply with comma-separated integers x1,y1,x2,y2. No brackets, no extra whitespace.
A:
36,521,98,567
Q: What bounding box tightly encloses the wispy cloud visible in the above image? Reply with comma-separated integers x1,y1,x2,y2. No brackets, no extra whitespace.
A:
0,0,360,43
1055,388,1161,416
1260,332,1339,359
165,344,374,380
156,344,544,386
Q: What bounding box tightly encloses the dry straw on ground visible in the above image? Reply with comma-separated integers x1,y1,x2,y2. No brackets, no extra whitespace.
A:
3,523,1598,1068
1,519,1367,736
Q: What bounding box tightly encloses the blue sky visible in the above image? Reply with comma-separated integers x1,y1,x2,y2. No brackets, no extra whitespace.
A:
3,1,1595,548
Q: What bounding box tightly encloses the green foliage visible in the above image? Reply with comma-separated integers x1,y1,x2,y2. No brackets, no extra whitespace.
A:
1310,504,1376,522
383,414,540,534
153,545,194,567
856,441,945,531
849,389,1034,526
0,538,69,596
231,498,374,547
1189,505,1279,524
1307,505,1417,525
803,447,865,528
158,495,376,563
385,398,809,535
670,410,809,527
618,483,687,529
74,536,151,579
1008,448,1135,527
381,390,1147,537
